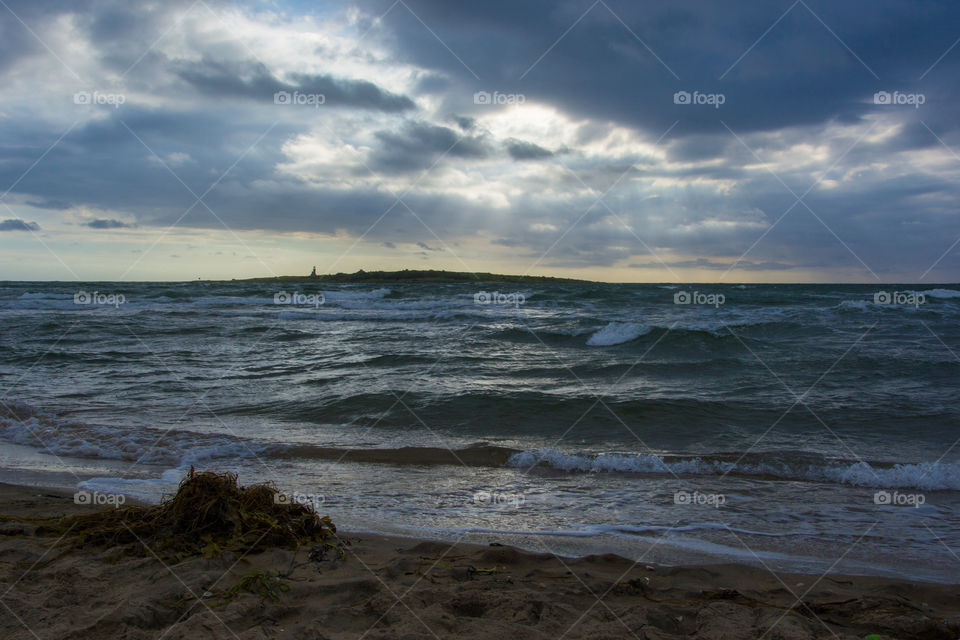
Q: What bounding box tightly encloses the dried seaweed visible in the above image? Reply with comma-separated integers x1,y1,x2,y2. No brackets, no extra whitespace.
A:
45,470,343,562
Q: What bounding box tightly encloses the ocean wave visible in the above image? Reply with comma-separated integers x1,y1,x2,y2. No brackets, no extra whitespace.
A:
837,295,956,313
4,399,959,492
183,296,273,307
159,288,394,308
322,287,391,301
836,299,873,311
921,288,960,299
586,322,652,346
580,314,806,343
18,292,74,300
0,403,261,468
587,522,796,538
0,403,519,470
77,469,184,504
507,448,960,490
475,325,593,344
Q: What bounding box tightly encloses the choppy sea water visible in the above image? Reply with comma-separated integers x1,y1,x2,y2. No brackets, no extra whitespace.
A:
1,281,959,582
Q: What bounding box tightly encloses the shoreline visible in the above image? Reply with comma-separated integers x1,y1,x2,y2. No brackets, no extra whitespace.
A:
1,482,958,639
3,447,957,585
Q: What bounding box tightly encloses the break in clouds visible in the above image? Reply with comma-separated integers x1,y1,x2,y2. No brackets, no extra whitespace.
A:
2,0,960,280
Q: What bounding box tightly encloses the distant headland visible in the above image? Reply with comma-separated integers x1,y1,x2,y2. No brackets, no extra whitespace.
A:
238,268,591,284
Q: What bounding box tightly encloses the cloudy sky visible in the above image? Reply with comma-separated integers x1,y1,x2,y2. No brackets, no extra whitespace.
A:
1,0,959,282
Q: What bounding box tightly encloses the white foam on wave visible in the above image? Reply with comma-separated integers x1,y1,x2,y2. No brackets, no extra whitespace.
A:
586,322,652,346
437,523,795,540
921,288,960,299
0,404,270,503
588,522,796,538
451,526,599,538
601,308,804,338
0,404,261,468
77,469,183,504
836,299,876,311
508,448,960,490
836,289,960,312
822,460,960,490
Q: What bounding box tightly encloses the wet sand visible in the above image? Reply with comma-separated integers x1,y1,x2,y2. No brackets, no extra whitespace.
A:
0,482,958,639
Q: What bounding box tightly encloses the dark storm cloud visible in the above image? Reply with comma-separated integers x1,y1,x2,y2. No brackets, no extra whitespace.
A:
0,219,40,231
452,115,476,130
666,135,732,163
0,0,98,72
175,59,416,112
0,107,491,244
506,139,553,160
0,0,198,79
369,121,490,173
86,219,130,229
0,107,297,215
25,199,73,211
356,0,960,135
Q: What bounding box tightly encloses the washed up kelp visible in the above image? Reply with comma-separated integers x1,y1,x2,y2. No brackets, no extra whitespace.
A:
52,471,343,562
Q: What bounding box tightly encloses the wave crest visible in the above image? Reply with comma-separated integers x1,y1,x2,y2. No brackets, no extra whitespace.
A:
507,448,960,490
586,322,652,346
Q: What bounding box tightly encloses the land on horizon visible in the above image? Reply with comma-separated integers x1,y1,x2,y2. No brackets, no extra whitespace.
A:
236,268,593,284
228,270,959,286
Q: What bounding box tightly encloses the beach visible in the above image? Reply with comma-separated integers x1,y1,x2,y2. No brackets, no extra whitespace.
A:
1,482,958,640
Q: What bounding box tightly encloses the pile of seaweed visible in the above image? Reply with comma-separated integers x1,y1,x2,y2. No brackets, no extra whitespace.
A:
51,471,342,562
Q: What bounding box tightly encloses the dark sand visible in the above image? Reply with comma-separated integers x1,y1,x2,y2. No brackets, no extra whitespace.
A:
1,482,958,639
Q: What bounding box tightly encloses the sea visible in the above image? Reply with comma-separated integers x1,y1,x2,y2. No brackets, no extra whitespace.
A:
1,281,958,582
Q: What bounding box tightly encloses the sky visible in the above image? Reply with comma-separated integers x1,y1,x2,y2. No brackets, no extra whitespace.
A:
1,0,959,282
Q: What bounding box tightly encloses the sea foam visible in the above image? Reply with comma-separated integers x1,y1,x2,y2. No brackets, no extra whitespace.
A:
508,448,960,490
586,322,652,346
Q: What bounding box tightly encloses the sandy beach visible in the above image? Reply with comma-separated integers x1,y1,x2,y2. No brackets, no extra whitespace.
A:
0,483,957,640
